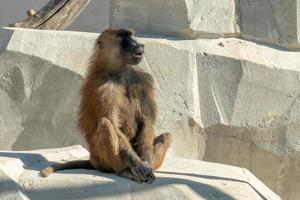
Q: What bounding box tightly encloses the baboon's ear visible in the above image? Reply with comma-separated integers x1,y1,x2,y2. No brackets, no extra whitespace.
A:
97,40,104,49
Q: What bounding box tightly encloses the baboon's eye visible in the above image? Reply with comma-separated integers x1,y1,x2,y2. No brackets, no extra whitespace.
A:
97,41,104,49
121,37,130,48
116,29,133,38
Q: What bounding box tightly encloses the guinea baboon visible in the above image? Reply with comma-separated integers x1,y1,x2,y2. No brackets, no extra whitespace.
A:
41,29,172,183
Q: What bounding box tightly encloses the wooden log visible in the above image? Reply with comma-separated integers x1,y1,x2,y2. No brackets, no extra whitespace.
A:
10,0,91,30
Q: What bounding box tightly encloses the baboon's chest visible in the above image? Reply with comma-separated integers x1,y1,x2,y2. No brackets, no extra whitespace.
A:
101,68,156,139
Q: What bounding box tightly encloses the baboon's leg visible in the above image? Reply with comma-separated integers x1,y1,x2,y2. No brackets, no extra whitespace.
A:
134,121,172,170
97,117,120,156
134,121,155,164
152,132,173,170
97,118,155,183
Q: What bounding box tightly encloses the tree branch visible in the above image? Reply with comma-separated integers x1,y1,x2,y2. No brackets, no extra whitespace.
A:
10,0,91,30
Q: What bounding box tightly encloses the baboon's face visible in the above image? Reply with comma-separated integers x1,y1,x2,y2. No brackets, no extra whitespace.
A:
118,31,144,65
98,29,144,65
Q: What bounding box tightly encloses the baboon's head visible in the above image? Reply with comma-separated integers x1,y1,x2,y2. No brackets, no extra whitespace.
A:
96,29,144,66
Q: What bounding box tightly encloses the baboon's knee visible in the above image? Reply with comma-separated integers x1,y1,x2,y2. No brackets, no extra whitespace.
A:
97,117,119,154
152,132,173,170
154,132,172,146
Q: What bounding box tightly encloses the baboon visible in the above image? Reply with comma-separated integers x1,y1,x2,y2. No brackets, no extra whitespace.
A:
41,29,172,183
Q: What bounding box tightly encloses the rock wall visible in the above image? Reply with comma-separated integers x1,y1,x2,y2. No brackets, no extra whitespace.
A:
0,27,299,199
110,0,300,49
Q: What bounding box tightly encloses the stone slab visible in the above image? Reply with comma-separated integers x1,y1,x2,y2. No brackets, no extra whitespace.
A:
0,145,281,200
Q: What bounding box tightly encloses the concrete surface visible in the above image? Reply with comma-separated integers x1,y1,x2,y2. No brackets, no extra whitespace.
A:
1,27,300,199
110,0,238,38
110,0,300,49
237,0,300,49
0,145,281,200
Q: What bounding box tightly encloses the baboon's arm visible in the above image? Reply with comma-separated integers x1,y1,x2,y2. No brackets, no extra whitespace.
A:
134,120,155,164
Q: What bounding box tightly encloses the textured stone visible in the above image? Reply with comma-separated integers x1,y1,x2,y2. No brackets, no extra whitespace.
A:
0,28,94,150
0,145,280,200
1,28,300,199
110,0,238,38
110,0,300,49
238,0,300,49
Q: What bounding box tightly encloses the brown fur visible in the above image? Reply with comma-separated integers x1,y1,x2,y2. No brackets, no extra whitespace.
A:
41,29,172,183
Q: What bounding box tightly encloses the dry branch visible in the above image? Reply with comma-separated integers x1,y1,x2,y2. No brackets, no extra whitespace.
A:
10,0,91,30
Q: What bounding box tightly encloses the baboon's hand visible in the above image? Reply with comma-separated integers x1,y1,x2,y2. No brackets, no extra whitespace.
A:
131,161,155,184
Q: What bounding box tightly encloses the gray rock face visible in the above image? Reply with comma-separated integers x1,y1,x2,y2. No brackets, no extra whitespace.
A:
238,0,300,49
110,0,300,49
0,145,280,200
0,28,94,150
110,0,238,38
0,28,299,199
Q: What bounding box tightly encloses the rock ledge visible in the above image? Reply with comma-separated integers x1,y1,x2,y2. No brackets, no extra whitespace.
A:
0,145,280,200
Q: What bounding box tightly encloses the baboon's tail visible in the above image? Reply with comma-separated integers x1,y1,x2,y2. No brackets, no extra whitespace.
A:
40,160,94,177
